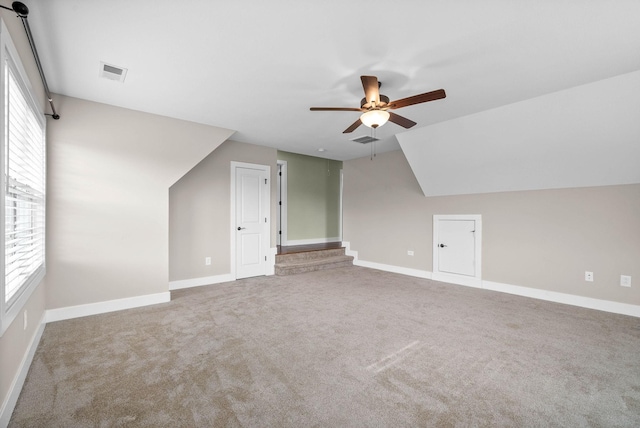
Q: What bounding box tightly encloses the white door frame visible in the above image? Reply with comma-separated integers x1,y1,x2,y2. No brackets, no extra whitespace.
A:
276,160,288,246
230,161,271,279
432,214,482,288
339,169,343,241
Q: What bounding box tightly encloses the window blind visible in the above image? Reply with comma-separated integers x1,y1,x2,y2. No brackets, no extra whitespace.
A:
4,60,45,305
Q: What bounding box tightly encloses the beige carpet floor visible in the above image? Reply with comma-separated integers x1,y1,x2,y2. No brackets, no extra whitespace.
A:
10,266,640,427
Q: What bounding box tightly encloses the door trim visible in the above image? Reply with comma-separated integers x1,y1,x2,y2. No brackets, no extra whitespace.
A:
276,160,288,246
230,161,271,279
432,214,482,288
339,168,343,241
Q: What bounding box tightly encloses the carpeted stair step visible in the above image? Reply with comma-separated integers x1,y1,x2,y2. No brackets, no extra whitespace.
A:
275,248,353,276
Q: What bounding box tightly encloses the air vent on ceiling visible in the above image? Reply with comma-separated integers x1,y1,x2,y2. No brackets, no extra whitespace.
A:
99,62,128,83
350,135,380,144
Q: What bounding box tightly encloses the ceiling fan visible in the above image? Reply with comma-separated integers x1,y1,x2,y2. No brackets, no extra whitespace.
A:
310,75,446,133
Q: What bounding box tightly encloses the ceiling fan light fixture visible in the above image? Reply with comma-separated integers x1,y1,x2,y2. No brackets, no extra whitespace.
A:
310,75,446,133
360,110,390,128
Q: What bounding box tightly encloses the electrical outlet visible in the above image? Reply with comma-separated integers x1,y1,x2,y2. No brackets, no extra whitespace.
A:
205,257,211,266
585,271,593,282
23,310,27,330
620,275,631,287
407,250,414,256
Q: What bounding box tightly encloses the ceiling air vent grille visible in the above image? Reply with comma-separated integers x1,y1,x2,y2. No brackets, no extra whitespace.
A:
350,135,380,144
99,62,128,83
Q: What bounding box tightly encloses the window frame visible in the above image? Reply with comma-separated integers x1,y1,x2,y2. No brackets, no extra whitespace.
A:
0,18,46,336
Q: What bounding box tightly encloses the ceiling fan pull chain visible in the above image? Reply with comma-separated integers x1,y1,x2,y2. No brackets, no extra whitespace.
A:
369,127,378,160
373,128,377,158
370,128,374,160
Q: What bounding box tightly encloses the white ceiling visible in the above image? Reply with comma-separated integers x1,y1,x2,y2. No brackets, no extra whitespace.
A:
399,70,640,196
23,0,640,161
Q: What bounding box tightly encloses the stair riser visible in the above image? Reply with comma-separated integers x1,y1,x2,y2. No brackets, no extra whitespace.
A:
275,260,353,276
276,248,346,263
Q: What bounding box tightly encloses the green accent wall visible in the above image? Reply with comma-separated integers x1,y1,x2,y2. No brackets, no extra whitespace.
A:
278,151,343,242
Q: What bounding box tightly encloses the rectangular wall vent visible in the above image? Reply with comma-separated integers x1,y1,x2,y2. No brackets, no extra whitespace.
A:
99,62,128,83
350,135,380,144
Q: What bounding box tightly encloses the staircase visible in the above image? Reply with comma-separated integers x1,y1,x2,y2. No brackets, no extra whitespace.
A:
275,247,354,276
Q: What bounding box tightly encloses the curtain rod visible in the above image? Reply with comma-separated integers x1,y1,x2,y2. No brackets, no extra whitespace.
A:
1,1,60,119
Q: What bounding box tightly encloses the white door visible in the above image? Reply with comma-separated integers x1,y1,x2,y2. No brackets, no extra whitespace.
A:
433,215,482,287
438,219,476,276
233,164,270,279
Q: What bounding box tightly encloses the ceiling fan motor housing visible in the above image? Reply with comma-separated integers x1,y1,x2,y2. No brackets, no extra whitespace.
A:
309,75,446,133
361,94,390,110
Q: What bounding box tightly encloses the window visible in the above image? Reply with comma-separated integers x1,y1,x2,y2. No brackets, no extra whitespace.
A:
0,19,46,335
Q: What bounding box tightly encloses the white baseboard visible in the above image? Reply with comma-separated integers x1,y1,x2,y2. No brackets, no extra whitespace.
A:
45,292,170,323
432,272,482,288
0,313,46,428
169,274,234,290
343,241,357,258
343,242,640,318
342,241,432,279
483,280,640,318
355,259,432,279
283,237,341,246
266,247,277,276
171,248,278,288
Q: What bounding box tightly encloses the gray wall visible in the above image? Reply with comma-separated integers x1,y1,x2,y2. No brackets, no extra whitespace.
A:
45,96,232,309
277,151,342,242
343,149,640,305
2,88,231,412
170,140,278,282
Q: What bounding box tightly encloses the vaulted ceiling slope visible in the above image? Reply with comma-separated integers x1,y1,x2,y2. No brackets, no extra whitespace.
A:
399,70,640,196
24,1,640,162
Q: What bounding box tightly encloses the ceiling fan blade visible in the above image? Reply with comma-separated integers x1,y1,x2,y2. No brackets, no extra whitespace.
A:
310,107,363,112
361,75,380,106
343,118,362,133
388,112,417,129
389,89,446,109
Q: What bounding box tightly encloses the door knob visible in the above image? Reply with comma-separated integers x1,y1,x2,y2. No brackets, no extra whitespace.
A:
439,243,447,248
237,227,246,230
